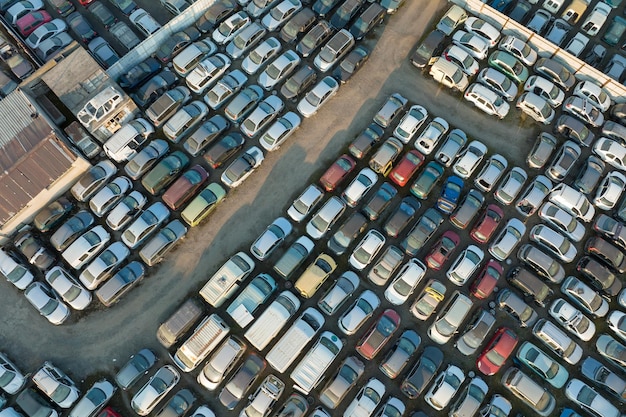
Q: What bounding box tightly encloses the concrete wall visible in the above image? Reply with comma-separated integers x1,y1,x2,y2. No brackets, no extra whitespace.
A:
106,0,217,80
450,0,626,102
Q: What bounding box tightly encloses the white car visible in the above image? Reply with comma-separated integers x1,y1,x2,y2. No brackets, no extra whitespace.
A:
287,183,323,222
121,202,170,249
5,0,44,25
0,353,26,394
62,225,111,270
185,53,232,94
297,76,338,118
524,75,565,107
384,259,426,305
464,83,510,119
436,129,467,167
240,95,284,137
131,366,180,416
258,50,301,90
25,18,67,49
342,378,384,417
89,176,133,217
574,80,611,111
259,111,301,152
452,30,489,59
212,11,251,44
561,276,609,318
129,8,161,37
489,218,526,261
581,1,612,36
250,216,292,260
341,167,378,208
565,379,620,417
593,138,626,171
538,202,585,242
515,175,553,218
516,92,555,125
205,69,248,110
393,105,428,144
45,266,92,311
24,282,70,325
474,154,507,192
106,191,147,231
220,146,265,188
414,117,449,155
594,171,626,210
424,365,466,411
563,96,604,127
549,298,596,341
79,242,130,290
453,140,488,179
349,229,385,271
607,311,626,342
529,224,577,263
68,379,116,417
32,361,79,408
494,167,527,205
480,395,512,417
318,271,359,315
261,0,302,31
338,290,380,335
443,45,479,76
240,37,281,75
446,245,483,286
477,67,518,101
498,35,537,66
464,17,500,47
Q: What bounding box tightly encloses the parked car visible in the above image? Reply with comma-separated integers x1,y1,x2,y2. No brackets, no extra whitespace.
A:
355,309,400,360
24,282,69,325
221,146,264,188
455,309,496,356
338,289,380,335
516,341,568,388
400,346,443,399
497,288,538,327
131,366,180,416
45,266,91,310
379,330,420,379
424,365,465,411
342,378,385,417
319,356,364,409
527,133,557,169
32,361,79,408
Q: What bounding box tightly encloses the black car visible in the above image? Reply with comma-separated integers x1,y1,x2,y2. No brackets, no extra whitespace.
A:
195,0,238,33
131,69,178,108
362,182,397,221
67,11,97,43
330,0,364,29
577,256,622,296
280,8,316,43
554,115,595,147
296,20,333,57
333,45,370,82
411,30,445,68
14,229,55,271
312,0,341,17
383,196,420,238
154,26,201,63
280,65,317,100
327,212,367,255
203,133,245,169
349,2,385,40
118,57,162,89
348,122,384,159
400,346,444,399
508,0,531,23
33,197,73,232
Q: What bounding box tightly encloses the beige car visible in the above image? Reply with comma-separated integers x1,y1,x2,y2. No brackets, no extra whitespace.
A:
429,58,469,92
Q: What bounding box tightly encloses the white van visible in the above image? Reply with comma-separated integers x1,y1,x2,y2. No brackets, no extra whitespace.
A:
103,118,154,162
245,291,301,351
290,331,343,395
266,307,325,373
171,313,230,372
199,251,255,307
549,183,595,222
532,319,583,364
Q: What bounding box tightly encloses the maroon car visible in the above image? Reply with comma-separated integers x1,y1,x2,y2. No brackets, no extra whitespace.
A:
319,154,356,192
162,165,209,210
424,230,460,271
476,327,518,376
390,150,425,187
356,309,400,360
470,259,503,300
470,204,504,244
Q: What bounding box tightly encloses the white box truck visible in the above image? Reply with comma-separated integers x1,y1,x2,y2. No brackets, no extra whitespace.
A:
290,331,343,394
245,291,300,351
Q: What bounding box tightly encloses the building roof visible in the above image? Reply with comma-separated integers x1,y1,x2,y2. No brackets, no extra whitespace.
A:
0,90,77,225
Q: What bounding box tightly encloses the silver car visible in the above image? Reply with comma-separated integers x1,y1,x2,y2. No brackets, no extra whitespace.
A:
139,220,188,267
71,160,117,202
62,225,111,270
32,361,79,408
258,50,301,90
89,176,133,217
24,282,70,325
124,139,169,180
105,191,148,231
79,242,130,290
435,128,467,167
240,95,284,138
121,202,170,249
96,261,146,307
131,366,180,416
319,356,365,409
0,352,26,395
50,210,95,252
477,67,518,101
45,266,92,310
68,379,116,417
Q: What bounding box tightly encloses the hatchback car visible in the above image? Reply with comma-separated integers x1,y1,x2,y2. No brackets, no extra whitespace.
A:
68,379,116,417
517,92,555,125
204,69,248,110
338,289,380,335
287,184,324,223
342,378,385,417
477,327,518,375
425,231,460,271
319,356,364,409
488,50,529,84
498,35,537,66
383,197,420,238
121,202,170,249
489,218,526,261
45,266,91,310
455,309,496,355
384,259,426,305
574,80,611,112
219,354,265,410
410,161,444,199
453,140,487,179
131,366,180,416
549,298,596,342
250,217,292,261
594,171,626,211
565,379,620,417
400,345,443,399
563,96,604,127
224,85,264,123
362,182,397,221
32,361,79,408
447,245,484,286
534,58,575,90
401,208,443,256
0,352,26,395
450,188,484,229
527,133,557,169
580,356,626,403
464,83,510,119
297,76,338,118
306,196,346,240
33,197,72,232
452,30,489,60
477,67,518,101
443,44,479,76
470,260,503,300
341,167,378,208
410,279,447,321
546,140,581,182
317,271,358,315
139,220,187,267
79,241,129,290
561,276,609,318
496,288,538,327
393,105,428,144
379,330,420,379
593,214,626,250
71,160,117,202
516,341,569,388
355,309,400,360
368,245,404,286
221,146,264,188
62,225,111,269
424,365,465,411
437,175,463,214
114,349,157,391
470,204,503,244
515,175,552,218
24,281,69,325
349,229,386,271
530,224,577,263
258,50,301,90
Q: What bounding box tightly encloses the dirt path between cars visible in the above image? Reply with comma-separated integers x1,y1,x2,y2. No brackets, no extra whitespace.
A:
1,0,539,380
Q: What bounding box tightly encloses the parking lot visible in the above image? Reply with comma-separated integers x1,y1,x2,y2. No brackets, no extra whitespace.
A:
5,0,626,416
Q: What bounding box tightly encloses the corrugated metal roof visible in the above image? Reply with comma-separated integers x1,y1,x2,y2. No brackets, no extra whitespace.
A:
0,89,77,225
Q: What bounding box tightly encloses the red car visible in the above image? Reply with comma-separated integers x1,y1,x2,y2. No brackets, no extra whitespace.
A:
319,154,356,191
470,259,503,299
98,408,122,417
162,165,209,210
477,327,518,375
425,230,460,270
356,309,400,360
470,204,504,244
390,150,425,187
16,10,52,37
79,0,96,5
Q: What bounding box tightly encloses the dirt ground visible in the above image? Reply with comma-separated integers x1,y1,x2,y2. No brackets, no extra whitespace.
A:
0,0,540,389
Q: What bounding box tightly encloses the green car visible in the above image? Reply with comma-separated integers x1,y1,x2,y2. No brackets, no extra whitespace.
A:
410,161,444,199
488,50,529,84
141,151,190,195
181,183,227,226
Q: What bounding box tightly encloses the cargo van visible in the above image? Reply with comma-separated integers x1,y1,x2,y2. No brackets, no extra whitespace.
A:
245,291,301,351
561,0,589,24
156,297,204,348
290,331,343,395
172,313,230,372
199,251,255,307
507,267,553,307
103,118,154,162
225,273,277,328
197,336,246,390
532,319,583,364
266,307,325,373
501,367,556,416
549,183,595,222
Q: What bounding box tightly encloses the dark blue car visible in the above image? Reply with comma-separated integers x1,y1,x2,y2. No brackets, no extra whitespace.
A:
437,175,464,214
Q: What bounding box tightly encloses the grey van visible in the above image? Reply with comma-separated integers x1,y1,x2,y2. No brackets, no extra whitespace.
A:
156,298,204,348
507,266,553,307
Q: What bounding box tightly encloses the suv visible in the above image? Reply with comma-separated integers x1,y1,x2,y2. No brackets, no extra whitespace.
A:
411,29,445,68
501,367,556,416
314,29,355,72
32,362,80,408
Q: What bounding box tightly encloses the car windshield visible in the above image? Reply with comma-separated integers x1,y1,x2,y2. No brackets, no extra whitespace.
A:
356,298,373,315
363,387,381,404
266,62,282,79
377,316,397,336
40,297,59,315
339,364,358,384
249,49,265,65
305,89,323,106
393,277,413,296
100,250,118,265
485,348,505,366
578,385,596,406
50,384,71,403
83,231,101,246
444,372,462,389
86,387,107,404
